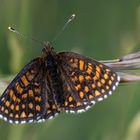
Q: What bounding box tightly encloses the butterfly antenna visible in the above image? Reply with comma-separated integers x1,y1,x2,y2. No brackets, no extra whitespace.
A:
53,14,76,42
8,26,44,46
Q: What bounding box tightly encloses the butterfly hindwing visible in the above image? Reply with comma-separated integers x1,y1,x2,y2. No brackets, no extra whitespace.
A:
59,52,120,113
60,67,92,113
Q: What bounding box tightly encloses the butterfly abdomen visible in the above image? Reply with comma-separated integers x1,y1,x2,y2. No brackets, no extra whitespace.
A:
46,54,64,106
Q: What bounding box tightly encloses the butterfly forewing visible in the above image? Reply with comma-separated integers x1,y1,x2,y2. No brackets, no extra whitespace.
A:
0,58,59,124
59,52,120,113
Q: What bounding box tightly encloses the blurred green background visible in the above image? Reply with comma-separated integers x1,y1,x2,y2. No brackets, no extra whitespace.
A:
0,0,140,140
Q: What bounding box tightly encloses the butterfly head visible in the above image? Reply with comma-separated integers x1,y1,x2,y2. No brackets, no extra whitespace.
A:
42,42,55,55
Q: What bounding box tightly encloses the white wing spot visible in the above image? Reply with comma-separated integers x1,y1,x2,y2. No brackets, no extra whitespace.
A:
15,121,19,124
104,95,108,99
109,91,112,95
28,119,33,123
77,109,85,113
70,110,75,113
117,76,120,81
85,106,91,110
91,100,96,105
48,116,53,120
9,120,13,123
20,121,26,124
3,117,7,121
112,86,116,91
97,98,103,102
115,82,119,86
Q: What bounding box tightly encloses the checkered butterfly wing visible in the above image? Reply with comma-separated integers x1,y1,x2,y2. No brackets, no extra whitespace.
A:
0,58,59,124
59,52,120,113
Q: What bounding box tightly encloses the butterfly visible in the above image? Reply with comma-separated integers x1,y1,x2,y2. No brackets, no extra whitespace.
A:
0,42,120,124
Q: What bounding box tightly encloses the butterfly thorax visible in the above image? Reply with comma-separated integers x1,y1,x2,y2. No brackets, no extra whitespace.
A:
44,49,65,108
